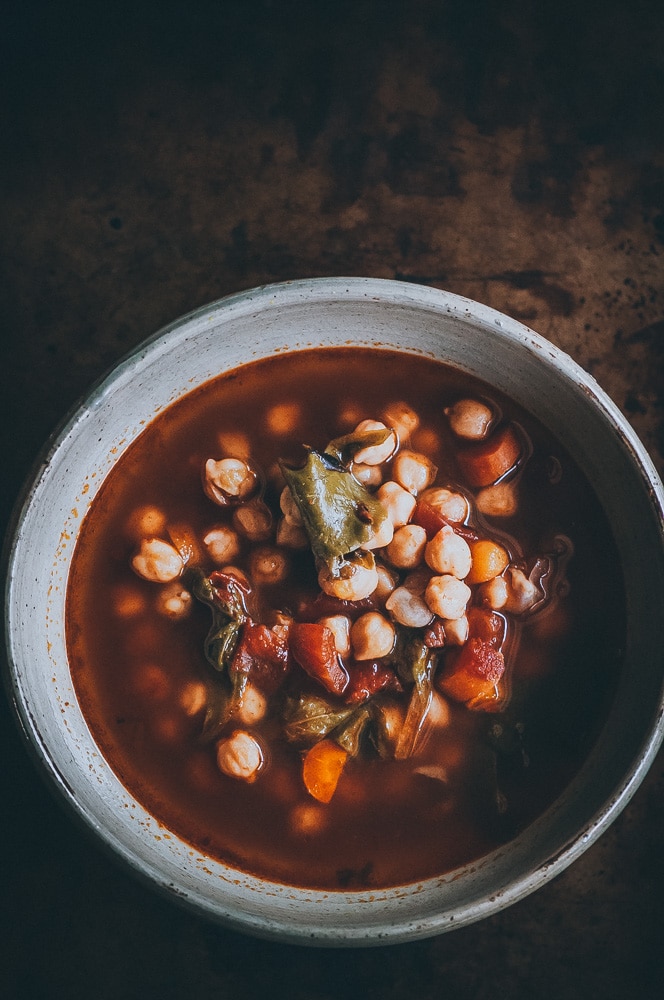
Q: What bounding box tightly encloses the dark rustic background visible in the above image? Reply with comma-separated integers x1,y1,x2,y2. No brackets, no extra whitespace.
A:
2,1,663,997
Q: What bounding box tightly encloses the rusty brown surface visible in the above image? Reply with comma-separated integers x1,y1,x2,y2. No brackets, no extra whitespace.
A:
1,2,663,997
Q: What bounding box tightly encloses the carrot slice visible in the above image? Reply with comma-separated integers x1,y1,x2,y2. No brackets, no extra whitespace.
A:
289,622,349,695
456,423,522,488
302,740,348,803
436,638,505,709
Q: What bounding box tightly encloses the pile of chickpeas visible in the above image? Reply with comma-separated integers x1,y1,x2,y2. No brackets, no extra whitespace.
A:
126,395,552,786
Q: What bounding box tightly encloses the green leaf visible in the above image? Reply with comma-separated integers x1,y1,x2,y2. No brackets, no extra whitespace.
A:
283,693,356,745
324,426,394,465
333,703,373,757
393,633,434,760
279,450,389,576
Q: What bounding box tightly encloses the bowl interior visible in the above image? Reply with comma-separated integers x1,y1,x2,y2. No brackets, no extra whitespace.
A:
5,278,664,944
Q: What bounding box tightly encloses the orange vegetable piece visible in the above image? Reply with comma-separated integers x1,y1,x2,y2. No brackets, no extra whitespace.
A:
302,739,349,803
456,423,522,488
466,539,509,584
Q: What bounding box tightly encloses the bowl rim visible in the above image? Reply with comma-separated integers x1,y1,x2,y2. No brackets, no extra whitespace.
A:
4,276,664,945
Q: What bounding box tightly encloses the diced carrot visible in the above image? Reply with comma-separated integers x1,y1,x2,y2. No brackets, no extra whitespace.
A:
289,622,350,695
456,423,522,488
436,638,505,709
302,739,348,803
466,539,510,584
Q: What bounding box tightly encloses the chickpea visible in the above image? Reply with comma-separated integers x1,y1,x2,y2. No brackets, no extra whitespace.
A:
217,430,251,460
392,450,437,495
352,419,398,465
275,517,309,549
476,479,519,518
203,457,258,505
385,524,427,569
419,487,469,524
425,575,471,620
479,575,509,610
318,555,378,601
236,683,268,725
428,691,451,728
131,537,184,583
291,803,327,835
266,401,301,436
352,463,383,488
445,398,494,440
363,515,395,551
318,615,351,657
381,401,419,441
385,586,434,628
133,663,170,700
203,524,241,565
425,525,472,579
156,582,192,619
442,615,469,645
373,560,399,601
216,730,264,782
376,480,417,527
113,584,146,618
279,486,304,526
179,680,207,716
232,499,273,542
350,612,396,660
503,567,542,614
126,504,167,541
249,546,289,585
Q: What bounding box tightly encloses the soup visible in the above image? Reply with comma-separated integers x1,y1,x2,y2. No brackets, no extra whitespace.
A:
66,348,625,890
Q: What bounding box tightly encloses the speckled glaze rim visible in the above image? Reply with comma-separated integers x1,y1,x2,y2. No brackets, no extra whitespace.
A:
4,278,664,946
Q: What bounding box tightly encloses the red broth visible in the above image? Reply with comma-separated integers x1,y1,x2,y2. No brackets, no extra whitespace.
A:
66,348,625,890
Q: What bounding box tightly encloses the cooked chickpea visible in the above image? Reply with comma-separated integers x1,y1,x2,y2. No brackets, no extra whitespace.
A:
319,615,351,657
217,430,251,460
203,457,258,505
317,555,378,601
376,480,417,527
352,419,398,465
203,525,241,565
479,575,509,610
363,515,395,551
113,584,146,618
503,567,542,614
445,398,494,440
179,680,207,716
428,691,451,727
350,612,396,660
266,401,301,436
442,615,469,645
249,546,289,585
156,582,192,619
373,560,399,601
352,463,383,488
131,537,184,583
291,802,327,835
476,479,519,518
279,486,304,526
232,499,273,542
216,730,264,782
385,586,434,628
126,505,167,541
133,663,170,700
236,683,268,725
381,401,419,441
275,517,309,549
425,525,472,579
392,450,437,495
425,575,471,620
385,524,427,569
419,487,469,524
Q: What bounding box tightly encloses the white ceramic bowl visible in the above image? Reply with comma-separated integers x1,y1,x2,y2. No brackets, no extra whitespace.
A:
5,278,664,945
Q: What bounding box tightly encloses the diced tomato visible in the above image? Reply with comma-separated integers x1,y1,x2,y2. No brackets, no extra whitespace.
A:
436,638,505,709
297,591,379,621
423,618,447,648
344,660,403,705
289,622,350,696
232,622,290,694
466,606,506,647
411,501,478,542
456,423,522,488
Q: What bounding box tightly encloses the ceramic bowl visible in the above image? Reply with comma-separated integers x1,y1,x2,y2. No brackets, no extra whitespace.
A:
4,278,664,945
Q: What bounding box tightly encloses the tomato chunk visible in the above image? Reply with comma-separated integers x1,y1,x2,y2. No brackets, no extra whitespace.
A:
436,638,505,709
232,623,290,694
344,660,403,705
412,501,477,542
289,622,350,696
